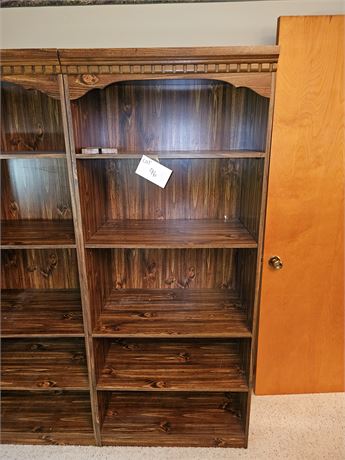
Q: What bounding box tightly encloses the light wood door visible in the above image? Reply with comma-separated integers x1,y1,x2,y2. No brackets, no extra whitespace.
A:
255,15,345,394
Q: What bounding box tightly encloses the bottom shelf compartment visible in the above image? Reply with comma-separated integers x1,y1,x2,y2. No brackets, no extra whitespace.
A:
101,391,247,447
1,391,95,445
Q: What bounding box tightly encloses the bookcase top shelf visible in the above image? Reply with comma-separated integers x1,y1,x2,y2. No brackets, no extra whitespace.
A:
1,46,279,99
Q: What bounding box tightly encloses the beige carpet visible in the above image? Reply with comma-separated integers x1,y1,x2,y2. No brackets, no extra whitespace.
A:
2,393,345,460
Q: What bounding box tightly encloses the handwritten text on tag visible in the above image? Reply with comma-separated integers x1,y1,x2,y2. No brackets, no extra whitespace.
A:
135,155,173,188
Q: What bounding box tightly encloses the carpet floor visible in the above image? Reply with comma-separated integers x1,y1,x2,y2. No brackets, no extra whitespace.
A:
2,393,344,460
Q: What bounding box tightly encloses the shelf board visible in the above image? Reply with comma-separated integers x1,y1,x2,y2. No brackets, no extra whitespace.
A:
85,219,257,249
1,391,95,445
0,220,76,248
97,339,248,392
76,150,265,160
94,289,251,338
0,151,66,159
1,289,84,338
1,338,89,391
101,392,246,447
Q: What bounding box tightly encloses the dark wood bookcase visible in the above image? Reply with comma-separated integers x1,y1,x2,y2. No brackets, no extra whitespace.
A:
0,47,279,448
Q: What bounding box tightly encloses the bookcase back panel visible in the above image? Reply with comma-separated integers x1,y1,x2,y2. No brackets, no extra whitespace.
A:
1,249,80,289
1,159,73,220
1,81,65,153
105,248,235,290
71,79,269,153
78,158,241,222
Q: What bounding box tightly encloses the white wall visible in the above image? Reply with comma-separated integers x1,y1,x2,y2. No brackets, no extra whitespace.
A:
0,0,344,48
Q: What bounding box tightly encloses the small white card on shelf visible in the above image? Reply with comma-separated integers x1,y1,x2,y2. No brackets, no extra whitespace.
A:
135,155,172,188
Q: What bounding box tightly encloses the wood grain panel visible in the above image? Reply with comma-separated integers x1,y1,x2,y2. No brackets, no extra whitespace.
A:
71,80,268,153
256,16,345,394
1,249,80,289
93,289,250,338
239,159,264,240
101,391,247,447
1,81,64,153
1,289,83,337
108,248,236,289
76,150,265,160
1,158,72,220
97,339,249,392
1,338,89,390
1,391,94,445
1,220,75,248
85,219,257,249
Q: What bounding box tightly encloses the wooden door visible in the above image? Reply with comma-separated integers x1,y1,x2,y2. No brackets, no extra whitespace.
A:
255,15,345,394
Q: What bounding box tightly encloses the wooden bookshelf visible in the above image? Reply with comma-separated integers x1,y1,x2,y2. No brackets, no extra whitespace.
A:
0,46,278,448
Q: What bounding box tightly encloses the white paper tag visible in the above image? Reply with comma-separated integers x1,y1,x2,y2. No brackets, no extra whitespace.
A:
135,155,173,188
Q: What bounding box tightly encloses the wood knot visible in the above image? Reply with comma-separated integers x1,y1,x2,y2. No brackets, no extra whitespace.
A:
57,205,72,218
72,352,85,362
9,201,19,216
32,426,43,433
165,277,176,286
37,379,57,388
80,74,99,85
159,420,171,432
139,311,156,318
26,265,37,273
30,343,46,351
41,434,61,445
106,409,118,417
63,312,75,320
148,380,167,389
40,253,58,278
214,438,226,447
104,366,117,377
178,352,191,362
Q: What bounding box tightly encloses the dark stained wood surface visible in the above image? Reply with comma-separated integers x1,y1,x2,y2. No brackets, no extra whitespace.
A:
1,338,89,390
71,80,268,152
59,73,103,444
1,289,83,337
0,220,76,248
1,158,72,220
101,392,247,447
97,339,249,391
77,158,263,246
1,81,65,152
85,219,257,249
94,289,250,338
0,46,278,448
1,249,80,289
1,391,94,445
0,151,66,159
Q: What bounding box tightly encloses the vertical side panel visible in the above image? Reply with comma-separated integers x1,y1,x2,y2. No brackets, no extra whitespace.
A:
58,75,102,443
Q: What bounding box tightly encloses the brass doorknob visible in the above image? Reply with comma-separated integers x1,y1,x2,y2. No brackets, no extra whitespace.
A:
269,256,283,270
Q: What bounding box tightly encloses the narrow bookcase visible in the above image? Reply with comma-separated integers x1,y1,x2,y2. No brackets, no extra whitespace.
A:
1,47,278,447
